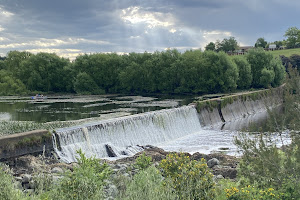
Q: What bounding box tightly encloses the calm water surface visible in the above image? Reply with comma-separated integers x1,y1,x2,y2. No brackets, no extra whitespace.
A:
0,95,196,123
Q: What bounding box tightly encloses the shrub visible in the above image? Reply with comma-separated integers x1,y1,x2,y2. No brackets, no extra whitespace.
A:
279,175,300,199
234,65,300,199
235,133,286,188
43,149,111,200
225,185,281,200
121,166,176,200
159,153,215,200
134,152,153,170
0,165,25,200
32,172,53,196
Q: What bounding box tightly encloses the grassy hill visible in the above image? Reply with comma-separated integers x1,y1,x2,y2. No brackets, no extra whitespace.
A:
268,48,300,57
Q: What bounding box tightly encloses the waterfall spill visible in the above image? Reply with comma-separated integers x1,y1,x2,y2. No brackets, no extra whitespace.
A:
53,105,203,163
53,87,286,163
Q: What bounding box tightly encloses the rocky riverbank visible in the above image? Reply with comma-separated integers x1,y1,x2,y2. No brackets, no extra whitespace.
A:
1,146,239,198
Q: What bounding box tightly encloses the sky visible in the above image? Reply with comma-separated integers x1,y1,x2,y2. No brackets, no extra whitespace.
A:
0,0,299,60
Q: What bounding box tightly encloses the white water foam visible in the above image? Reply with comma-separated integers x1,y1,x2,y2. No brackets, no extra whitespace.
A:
54,105,204,163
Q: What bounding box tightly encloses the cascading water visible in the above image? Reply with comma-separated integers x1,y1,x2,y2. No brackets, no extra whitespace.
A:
53,105,203,163
53,89,286,163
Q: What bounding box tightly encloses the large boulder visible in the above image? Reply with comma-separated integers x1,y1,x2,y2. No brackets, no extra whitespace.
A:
207,158,220,168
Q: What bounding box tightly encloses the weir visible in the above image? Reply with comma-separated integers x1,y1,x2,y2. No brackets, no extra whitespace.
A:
53,88,284,163
0,87,285,161
51,87,283,163
53,105,203,163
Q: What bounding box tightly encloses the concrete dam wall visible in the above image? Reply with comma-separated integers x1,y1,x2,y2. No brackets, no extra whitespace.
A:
196,87,283,130
0,87,283,161
0,130,52,160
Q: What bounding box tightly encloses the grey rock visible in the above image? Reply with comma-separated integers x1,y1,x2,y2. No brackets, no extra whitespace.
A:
119,164,128,168
216,175,224,179
71,162,79,168
115,164,127,169
104,179,112,185
29,180,36,189
207,158,220,168
15,176,23,182
23,182,30,189
212,165,222,169
118,167,127,173
213,174,224,182
14,181,23,190
51,167,63,174
106,184,118,198
24,189,34,194
52,175,63,182
22,174,32,183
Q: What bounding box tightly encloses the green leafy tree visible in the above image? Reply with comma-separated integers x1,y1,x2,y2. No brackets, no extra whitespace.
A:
4,51,32,79
73,53,124,93
273,40,283,48
232,56,252,89
178,50,238,93
0,60,5,70
284,27,300,48
259,68,275,88
201,51,238,92
19,53,70,92
175,50,205,93
0,70,27,95
205,42,216,51
74,72,104,95
60,63,76,93
246,48,285,88
153,49,181,93
271,57,286,87
119,62,145,93
217,37,239,52
255,37,268,48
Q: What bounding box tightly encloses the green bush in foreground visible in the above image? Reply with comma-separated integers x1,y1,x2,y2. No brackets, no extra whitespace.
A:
233,66,300,199
40,149,111,200
134,152,153,170
121,166,176,200
225,185,281,200
0,165,26,200
159,153,216,200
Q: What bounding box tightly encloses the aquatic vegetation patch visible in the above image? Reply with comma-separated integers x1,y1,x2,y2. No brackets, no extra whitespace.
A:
196,100,219,112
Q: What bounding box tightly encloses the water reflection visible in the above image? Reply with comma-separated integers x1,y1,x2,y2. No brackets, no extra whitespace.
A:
0,112,11,121
0,95,196,123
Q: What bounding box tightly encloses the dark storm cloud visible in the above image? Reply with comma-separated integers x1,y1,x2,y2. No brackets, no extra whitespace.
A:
0,0,299,58
170,0,300,42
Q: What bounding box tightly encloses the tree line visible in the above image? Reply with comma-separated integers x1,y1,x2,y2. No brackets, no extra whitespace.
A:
206,26,300,52
0,48,286,96
254,26,300,49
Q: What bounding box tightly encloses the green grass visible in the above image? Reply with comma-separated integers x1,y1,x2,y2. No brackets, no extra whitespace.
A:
231,48,300,58
268,48,300,57
0,121,78,136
